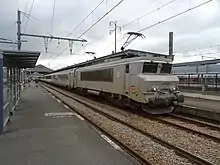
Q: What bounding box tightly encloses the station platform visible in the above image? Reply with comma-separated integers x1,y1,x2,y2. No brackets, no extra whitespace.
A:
183,92,220,101
183,97,220,113
177,95,220,122
178,85,220,101
0,83,139,165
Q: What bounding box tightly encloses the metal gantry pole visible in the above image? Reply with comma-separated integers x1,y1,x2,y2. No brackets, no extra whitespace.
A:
16,68,19,105
169,32,173,56
0,51,3,134
17,10,87,53
18,69,21,98
114,21,117,54
17,10,21,50
109,21,121,54
20,33,87,42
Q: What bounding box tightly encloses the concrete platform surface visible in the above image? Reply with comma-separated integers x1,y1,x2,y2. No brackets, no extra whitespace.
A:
0,83,140,165
183,97,220,113
183,92,220,101
176,97,220,122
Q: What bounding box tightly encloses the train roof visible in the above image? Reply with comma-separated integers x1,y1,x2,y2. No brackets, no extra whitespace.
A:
47,49,174,75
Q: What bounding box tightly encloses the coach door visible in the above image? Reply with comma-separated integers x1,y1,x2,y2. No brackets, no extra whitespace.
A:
73,69,77,88
125,64,130,96
68,73,71,87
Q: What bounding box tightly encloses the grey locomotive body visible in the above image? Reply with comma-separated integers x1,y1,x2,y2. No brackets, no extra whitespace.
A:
41,49,184,114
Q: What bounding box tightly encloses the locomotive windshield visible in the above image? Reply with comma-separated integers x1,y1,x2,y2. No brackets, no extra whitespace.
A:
142,62,158,73
160,63,172,73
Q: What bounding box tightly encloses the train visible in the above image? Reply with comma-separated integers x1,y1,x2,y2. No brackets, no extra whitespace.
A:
172,59,220,89
177,74,220,88
40,49,184,114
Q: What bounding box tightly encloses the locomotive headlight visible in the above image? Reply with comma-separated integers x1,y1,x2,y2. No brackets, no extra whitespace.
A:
151,87,158,92
170,87,177,92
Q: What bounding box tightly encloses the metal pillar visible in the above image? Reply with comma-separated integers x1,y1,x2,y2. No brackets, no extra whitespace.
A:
16,68,18,104
18,69,21,97
9,67,13,115
169,32,173,56
16,68,19,105
0,52,3,134
16,68,20,103
4,66,10,124
114,21,117,53
12,68,16,114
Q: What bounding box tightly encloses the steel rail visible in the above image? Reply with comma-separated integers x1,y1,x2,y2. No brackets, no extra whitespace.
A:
147,115,220,144
170,113,220,130
41,83,152,165
41,83,214,165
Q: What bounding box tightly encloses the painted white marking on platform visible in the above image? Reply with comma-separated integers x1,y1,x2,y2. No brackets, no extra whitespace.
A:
45,112,74,117
184,105,198,109
74,113,84,120
101,134,121,150
64,105,69,109
57,99,61,103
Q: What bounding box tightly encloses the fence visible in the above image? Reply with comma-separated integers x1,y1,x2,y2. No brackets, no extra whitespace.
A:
175,73,220,90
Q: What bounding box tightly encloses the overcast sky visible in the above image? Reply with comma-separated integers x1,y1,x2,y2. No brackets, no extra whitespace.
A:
0,0,219,69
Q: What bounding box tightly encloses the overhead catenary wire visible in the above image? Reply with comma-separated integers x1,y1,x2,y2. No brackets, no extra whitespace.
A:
62,0,212,57
138,0,212,32
23,0,35,32
55,0,125,58
181,52,220,58
77,0,125,39
66,0,106,38
22,0,29,29
53,0,212,67
50,0,107,59
77,0,160,52
174,44,220,54
51,0,56,34
73,0,179,53
114,0,212,43
122,0,178,28
46,0,57,52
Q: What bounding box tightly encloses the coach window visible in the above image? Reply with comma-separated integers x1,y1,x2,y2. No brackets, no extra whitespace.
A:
142,62,158,73
126,64,129,73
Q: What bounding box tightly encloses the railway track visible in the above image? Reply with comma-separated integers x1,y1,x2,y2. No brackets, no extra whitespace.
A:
169,113,220,130
41,83,216,165
148,114,220,143
42,84,151,165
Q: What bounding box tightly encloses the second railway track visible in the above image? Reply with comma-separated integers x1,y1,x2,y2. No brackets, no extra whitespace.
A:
148,114,220,143
41,83,219,165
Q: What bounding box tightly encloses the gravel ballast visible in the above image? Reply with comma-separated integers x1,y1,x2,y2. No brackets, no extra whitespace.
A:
54,87,220,165
45,86,196,165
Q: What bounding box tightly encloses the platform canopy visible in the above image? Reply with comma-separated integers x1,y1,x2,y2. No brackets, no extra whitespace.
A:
2,50,41,68
174,59,220,67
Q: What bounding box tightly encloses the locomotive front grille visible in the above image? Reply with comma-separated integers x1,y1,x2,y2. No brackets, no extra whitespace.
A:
159,88,169,93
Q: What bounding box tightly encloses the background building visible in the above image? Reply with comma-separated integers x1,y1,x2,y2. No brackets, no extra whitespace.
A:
172,59,220,75
24,65,53,82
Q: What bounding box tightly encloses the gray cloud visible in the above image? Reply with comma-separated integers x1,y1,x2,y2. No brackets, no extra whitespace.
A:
0,0,219,69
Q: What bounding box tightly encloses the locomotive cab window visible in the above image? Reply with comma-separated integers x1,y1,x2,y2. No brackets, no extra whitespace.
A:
161,63,172,73
142,62,158,73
